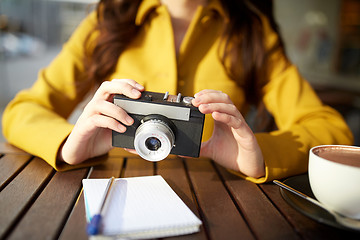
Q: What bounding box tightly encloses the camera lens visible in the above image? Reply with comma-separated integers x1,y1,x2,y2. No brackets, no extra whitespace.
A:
134,117,175,161
145,137,162,151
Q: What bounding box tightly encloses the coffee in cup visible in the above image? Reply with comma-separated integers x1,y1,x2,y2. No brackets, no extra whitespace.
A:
308,145,360,219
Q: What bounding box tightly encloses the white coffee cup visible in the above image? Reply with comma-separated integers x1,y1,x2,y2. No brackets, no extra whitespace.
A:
308,145,360,219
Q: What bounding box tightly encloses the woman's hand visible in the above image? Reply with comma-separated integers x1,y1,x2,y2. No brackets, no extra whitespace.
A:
192,89,265,178
59,79,144,165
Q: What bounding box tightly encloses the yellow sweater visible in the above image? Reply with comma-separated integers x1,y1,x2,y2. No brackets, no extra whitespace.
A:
2,0,353,183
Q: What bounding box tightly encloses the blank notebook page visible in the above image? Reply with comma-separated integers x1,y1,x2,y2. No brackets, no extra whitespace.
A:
82,175,202,239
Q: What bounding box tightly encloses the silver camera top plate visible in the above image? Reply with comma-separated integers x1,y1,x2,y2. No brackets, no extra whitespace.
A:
114,99,191,121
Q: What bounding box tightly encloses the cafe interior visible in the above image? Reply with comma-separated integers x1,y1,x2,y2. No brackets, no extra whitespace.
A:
0,1,360,239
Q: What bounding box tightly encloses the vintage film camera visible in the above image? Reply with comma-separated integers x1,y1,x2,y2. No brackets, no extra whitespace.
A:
112,91,205,161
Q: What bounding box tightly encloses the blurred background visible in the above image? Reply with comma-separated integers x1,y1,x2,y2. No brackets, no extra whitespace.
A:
0,0,359,145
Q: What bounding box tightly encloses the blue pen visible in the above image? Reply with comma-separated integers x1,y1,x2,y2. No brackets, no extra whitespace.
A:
87,176,115,235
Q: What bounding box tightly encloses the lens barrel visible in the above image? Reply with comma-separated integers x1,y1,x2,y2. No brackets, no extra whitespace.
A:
134,118,175,161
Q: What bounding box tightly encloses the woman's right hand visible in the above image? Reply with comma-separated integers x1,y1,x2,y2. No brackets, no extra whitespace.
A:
59,79,144,165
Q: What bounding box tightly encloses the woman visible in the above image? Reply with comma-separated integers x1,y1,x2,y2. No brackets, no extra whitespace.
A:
2,0,353,183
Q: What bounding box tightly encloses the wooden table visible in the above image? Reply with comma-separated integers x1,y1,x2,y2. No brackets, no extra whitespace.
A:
1,142,359,240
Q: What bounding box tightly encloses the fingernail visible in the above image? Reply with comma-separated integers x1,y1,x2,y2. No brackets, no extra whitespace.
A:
118,124,126,132
132,88,140,96
135,83,144,90
126,116,134,125
194,92,204,97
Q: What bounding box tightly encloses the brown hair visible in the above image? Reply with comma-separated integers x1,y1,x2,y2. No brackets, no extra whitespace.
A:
84,0,142,84
85,0,287,107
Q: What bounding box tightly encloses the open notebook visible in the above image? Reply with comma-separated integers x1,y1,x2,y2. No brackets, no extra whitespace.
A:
82,175,202,239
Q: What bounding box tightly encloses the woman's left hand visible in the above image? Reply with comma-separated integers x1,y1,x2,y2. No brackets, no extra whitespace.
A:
192,89,265,178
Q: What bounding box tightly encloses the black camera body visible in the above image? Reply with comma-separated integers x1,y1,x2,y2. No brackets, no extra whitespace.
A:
112,91,205,161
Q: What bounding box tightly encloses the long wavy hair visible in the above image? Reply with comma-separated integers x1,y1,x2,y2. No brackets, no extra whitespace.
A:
84,0,287,115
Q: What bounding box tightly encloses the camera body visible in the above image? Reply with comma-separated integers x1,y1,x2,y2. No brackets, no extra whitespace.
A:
112,91,205,161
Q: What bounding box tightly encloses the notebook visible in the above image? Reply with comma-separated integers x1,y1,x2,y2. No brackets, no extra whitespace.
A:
82,175,202,239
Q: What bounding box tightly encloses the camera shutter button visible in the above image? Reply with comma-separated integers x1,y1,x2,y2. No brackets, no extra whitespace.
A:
183,97,194,105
